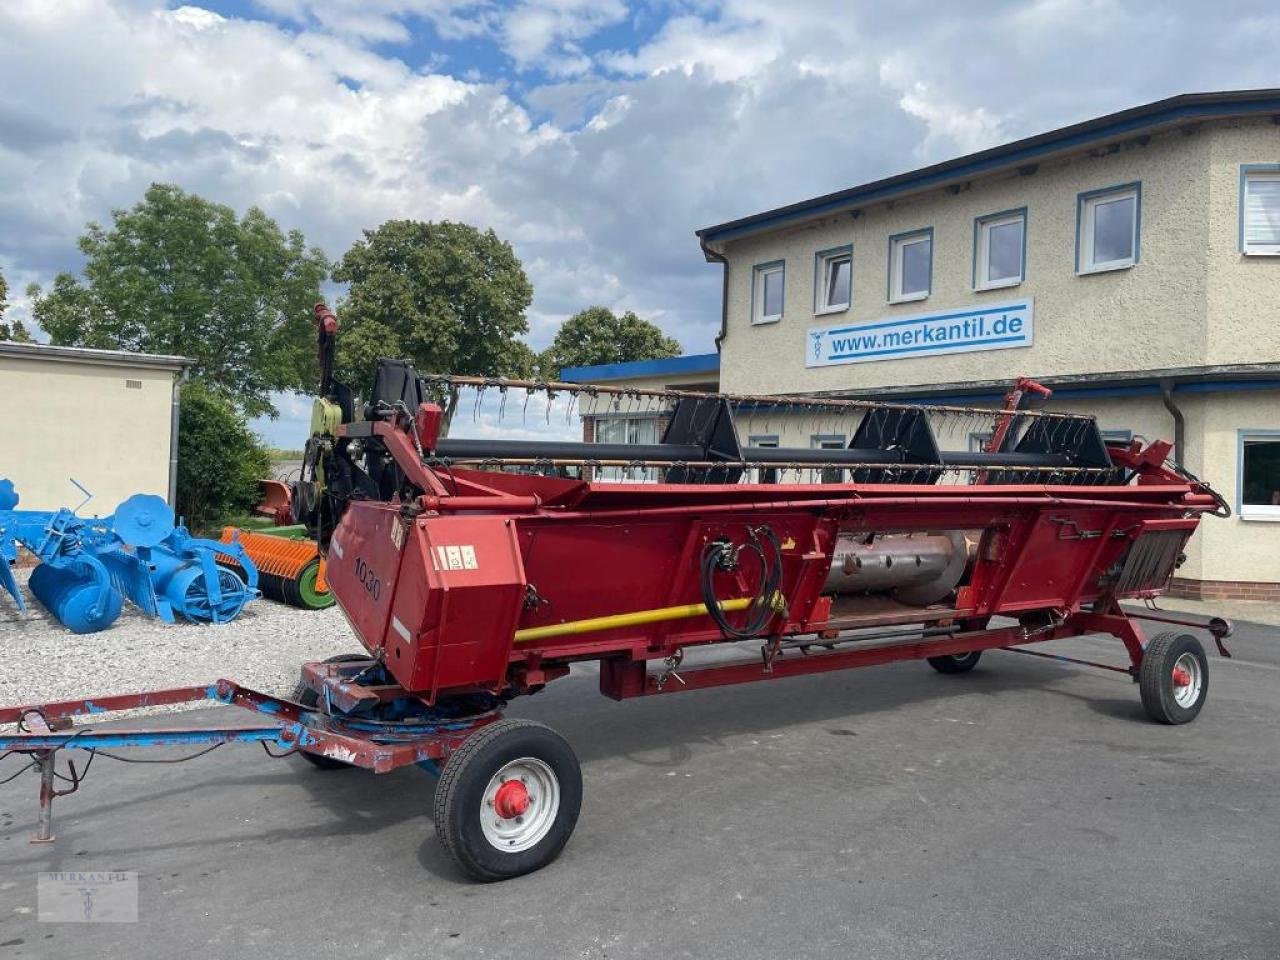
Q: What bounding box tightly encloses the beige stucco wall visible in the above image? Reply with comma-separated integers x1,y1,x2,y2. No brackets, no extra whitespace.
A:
1193,390,1280,582
0,356,177,514
1204,119,1280,364
712,119,1280,396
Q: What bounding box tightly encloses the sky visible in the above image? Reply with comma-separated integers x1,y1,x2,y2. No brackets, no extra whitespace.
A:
0,0,1276,446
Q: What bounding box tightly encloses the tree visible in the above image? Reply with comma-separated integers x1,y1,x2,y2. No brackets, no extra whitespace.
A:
175,381,271,532
332,220,535,392
539,306,682,378
0,267,32,342
29,183,328,417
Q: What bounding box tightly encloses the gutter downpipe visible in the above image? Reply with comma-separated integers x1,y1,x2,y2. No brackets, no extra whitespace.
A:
1160,379,1185,470
168,368,188,507
700,235,730,351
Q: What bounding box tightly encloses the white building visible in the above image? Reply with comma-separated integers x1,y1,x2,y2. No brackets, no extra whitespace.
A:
563,90,1280,601
0,341,190,513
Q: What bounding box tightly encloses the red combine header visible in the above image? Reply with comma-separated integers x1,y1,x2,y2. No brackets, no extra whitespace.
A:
0,304,1232,882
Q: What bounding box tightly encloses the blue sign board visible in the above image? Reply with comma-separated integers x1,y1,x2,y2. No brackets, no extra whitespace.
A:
807,298,1034,368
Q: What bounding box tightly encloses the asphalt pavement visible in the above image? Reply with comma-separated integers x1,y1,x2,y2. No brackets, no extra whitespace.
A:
1,620,1278,959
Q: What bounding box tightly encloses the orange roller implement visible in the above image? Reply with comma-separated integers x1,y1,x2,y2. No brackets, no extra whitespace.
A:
218,528,333,610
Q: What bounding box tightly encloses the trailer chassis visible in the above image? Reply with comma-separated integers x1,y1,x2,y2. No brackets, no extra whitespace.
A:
0,603,1229,848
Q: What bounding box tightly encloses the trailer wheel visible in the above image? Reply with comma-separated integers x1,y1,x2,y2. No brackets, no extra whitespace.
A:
291,654,369,770
434,719,582,882
927,651,982,674
1139,632,1208,725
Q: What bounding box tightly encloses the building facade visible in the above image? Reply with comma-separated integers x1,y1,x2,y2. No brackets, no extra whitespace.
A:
0,341,190,514
564,91,1280,600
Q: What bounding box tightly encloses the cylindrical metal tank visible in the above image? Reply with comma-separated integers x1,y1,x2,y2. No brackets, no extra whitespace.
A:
823,531,970,606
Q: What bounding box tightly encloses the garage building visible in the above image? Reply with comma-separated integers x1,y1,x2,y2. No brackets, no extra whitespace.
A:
562,89,1280,600
0,341,190,513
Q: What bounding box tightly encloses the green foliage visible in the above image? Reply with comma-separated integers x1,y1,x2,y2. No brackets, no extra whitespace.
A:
332,220,535,389
539,306,681,378
0,267,32,342
30,183,328,417
176,381,272,532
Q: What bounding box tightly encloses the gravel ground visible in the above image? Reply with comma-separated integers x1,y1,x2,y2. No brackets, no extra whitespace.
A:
0,568,358,712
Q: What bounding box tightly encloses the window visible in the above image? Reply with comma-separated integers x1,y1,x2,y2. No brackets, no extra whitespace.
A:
814,246,852,314
812,434,845,484
888,229,931,303
752,261,785,324
974,209,1025,290
594,416,661,482
1241,166,1280,255
1077,184,1140,274
1239,432,1280,520
749,435,778,484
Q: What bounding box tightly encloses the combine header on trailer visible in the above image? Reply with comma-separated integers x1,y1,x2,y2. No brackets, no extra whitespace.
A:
0,304,1232,881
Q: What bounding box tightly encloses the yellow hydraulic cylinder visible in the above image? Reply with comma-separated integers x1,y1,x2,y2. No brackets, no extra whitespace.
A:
513,597,754,644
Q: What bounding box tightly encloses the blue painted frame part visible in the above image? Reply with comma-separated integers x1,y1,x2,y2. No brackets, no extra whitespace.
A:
813,244,853,314
1236,428,1280,517
1239,164,1280,253
1075,182,1142,273
972,207,1028,289
887,227,933,303
697,95,1280,243
559,352,719,383
751,259,786,324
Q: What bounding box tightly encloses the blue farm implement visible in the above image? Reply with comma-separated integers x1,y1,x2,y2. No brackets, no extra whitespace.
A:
0,479,259,632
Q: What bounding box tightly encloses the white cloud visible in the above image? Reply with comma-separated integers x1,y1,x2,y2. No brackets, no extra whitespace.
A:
1,0,1274,401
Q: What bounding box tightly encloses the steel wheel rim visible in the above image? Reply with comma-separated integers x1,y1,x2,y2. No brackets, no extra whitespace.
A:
480,757,560,853
1171,652,1203,708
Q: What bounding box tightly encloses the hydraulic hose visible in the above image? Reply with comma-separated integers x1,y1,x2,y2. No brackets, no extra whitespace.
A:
699,525,784,641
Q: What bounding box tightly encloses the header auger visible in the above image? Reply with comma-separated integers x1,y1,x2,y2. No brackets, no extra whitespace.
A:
0,302,1230,882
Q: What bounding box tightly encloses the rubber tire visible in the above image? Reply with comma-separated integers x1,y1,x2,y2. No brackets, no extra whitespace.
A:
434,719,582,882
927,650,982,674
1139,632,1208,725
292,653,370,770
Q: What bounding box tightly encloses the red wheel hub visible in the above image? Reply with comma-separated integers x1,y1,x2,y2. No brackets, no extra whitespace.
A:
493,779,531,819
1172,666,1192,687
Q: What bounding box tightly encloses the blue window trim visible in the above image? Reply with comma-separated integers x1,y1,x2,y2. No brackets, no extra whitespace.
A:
751,259,786,324
1099,429,1134,442
972,207,1028,290
1075,182,1142,274
887,227,933,303
1237,428,1280,519
810,433,846,447
813,244,853,314
1239,164,1280,254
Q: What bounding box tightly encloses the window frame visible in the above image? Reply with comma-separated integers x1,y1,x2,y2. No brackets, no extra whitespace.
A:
811,433,846,484
972,207,1027,291
1237,429,1280,521
751,260,786,325
1239,164,1280,256
748,434,779,484
813,245,853,315
887,228,933,304
1075,182,1141,275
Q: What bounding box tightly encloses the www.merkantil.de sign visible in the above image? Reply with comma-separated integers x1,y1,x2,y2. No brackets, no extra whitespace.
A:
807,298,1033,368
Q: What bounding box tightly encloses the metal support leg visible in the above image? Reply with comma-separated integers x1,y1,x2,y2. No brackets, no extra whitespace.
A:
32,751,56,843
